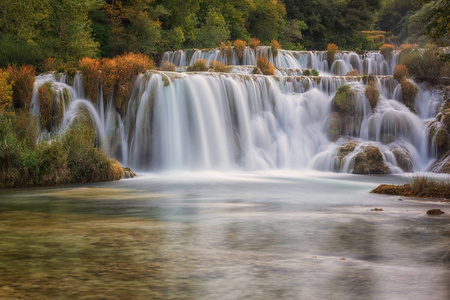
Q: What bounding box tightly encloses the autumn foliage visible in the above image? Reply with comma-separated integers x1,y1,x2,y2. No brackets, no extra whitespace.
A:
5,65,36,110
400,44,418,55
79,57,101,102
270,40,281,57
393,65,408,83
161,61,176,71
234,39,247,60
326,43,339,67
219,41,233,60
248,38,261,50
209,60,230,73
187,59,208,72
379,44,395,59
256,57,276,75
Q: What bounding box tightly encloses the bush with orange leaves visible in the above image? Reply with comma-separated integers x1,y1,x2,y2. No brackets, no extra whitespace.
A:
41,58,61,73
401,80,419,110
219,41,233,60
234,40,247,60
367,34,385,43
379,44,395,59
0,71,14,115
209,60,230,73
100,58,117,103
248,38,260,50
393,65,408,83
6,65,35,110
113,53,154,114
256,57,275,75
400,44,418,55
79,57,101,103
326,43,338,68
270,40,281,57
161,61,176,71
187,59,208,72
365,85,380,110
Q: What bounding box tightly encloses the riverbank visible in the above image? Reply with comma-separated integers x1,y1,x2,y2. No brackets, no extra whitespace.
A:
371,176,450,199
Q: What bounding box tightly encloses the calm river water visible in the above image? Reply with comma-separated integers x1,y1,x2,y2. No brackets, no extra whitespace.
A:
0,171,449,299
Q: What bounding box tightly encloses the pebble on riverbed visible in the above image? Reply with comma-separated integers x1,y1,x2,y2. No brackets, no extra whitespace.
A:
370,208,384,211
426,209,445,215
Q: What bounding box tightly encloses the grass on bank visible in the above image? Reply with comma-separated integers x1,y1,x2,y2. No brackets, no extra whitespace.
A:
0,113,122,188
371,175,450,199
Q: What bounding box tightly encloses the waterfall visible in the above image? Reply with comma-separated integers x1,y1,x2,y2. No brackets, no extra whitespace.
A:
30,52,444,173
162,47,400,75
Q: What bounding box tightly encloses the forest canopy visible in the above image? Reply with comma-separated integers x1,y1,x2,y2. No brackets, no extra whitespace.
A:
0,0,447,67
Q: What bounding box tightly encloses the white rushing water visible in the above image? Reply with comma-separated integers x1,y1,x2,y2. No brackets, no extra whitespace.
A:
30,63,444,174
162,47,400,76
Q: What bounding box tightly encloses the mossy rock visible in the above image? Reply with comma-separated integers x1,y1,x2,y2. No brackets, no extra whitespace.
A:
333,84,356,114
365,85,380,110
400,80,419,110
38,82,54,132
337,140,358,160
353,145,390,175
441,109,450,130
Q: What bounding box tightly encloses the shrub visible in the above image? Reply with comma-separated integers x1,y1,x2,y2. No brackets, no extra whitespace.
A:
379,44,394,59
41,58,61,73
400,80,419,109
312,68,319,76
401,44,447,83
346,69,360,76
38,82,53,132
333,84,356,113
367,34,385,43
187,59,208,72
393,65,408,83
219,41,233,60
302,69,311,76
326,43,339,68
256,57,275,75
79,57,101,102
248,38,261,50
0,71,14,115
209,60,230,73
100,58,117,102
363,74,377,86
14,109,40,150
400,44,418,55
271,40,281,57
161,61,176,71
113,52,154,114
234,39,247,60
365,85,380,110
5,64,35,109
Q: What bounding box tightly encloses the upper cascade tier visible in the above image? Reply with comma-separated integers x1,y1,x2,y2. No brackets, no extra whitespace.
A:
161,46,400,76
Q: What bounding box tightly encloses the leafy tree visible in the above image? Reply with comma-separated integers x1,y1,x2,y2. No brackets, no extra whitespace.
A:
248,0,286,43
192,8,230,48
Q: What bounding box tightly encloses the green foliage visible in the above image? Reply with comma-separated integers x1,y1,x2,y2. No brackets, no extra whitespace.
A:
248,0,286,43
333,84,356,114
312,69,319,76
0,114,122,188
401,45,448,83
192,8,230,48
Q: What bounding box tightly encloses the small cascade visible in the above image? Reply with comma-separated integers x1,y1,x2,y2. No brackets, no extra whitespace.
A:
161,47,401,76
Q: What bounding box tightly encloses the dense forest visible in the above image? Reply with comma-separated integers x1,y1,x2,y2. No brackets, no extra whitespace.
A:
0,0,448,67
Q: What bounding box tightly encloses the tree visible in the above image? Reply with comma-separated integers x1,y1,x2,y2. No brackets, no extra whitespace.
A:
248,0,286,43
192,8,230,48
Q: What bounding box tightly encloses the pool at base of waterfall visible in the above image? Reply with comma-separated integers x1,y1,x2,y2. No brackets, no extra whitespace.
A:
1,171,449,299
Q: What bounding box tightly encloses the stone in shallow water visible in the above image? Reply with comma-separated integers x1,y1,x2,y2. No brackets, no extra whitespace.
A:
426,209,445,215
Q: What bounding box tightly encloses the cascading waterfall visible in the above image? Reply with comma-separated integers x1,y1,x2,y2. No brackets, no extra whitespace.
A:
162,47,400,75
30,48,444,174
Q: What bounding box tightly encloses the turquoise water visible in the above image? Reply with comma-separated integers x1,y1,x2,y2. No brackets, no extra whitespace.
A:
0,172,449,299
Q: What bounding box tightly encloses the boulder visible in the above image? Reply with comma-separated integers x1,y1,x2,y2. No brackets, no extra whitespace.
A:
391,145,413,172
352,145,390,175
123,167,136,178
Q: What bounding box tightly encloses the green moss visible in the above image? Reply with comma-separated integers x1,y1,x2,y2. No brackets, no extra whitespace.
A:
312,68,319,76
333,84,356,114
